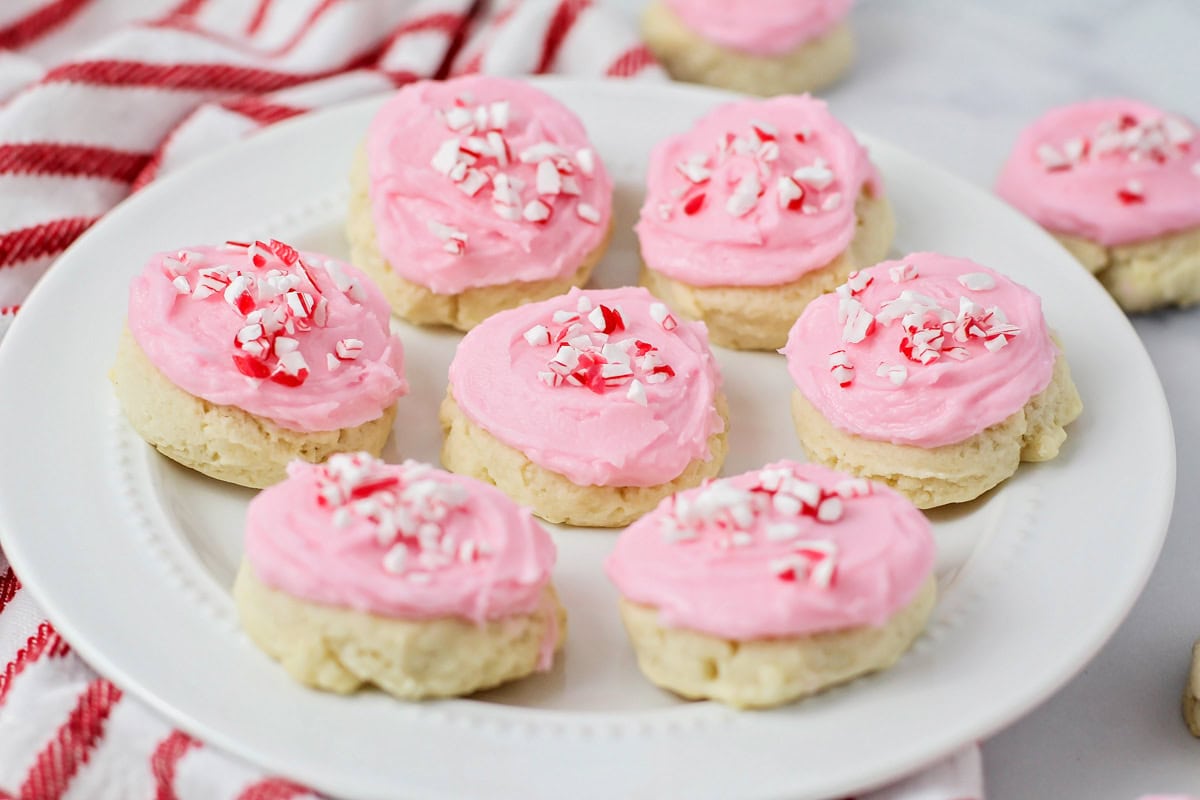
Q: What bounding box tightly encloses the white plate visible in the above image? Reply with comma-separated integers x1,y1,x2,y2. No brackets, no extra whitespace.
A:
0,80,1175,800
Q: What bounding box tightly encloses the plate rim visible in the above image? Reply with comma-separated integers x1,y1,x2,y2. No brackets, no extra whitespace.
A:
0,77,1176,800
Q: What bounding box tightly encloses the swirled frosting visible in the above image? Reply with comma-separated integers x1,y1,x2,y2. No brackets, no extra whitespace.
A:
996,98,1200,246
365,76,613,294
245,455,558,628
664,0,852,55
127,240,407,432
783,253,1057,448
606,460,934,639
636,95,880,287
447,286,725,488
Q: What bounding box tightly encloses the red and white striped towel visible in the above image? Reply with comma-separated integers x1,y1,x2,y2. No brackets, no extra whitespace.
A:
0,1,981,797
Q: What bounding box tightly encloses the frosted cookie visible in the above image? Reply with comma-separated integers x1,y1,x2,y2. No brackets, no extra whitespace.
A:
783,253,1082,508
111,240,407,489
234,454,564,699
642,0,854,96
348,76,614,331
997,99,1200,311
636,95,894,350
441,287,727,527
606,461,935,709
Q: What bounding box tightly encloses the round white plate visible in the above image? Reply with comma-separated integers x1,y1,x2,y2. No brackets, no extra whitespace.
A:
0,80,1174,800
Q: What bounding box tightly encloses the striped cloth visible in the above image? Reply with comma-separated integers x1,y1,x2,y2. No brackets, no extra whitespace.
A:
0,1,982,797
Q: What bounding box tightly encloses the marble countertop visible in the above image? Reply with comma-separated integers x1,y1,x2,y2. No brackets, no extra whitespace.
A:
611,0,1200,796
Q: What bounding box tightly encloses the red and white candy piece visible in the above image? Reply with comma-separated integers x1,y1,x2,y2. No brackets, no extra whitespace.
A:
889,262,918,283
649,302,678,331
829,349,855,387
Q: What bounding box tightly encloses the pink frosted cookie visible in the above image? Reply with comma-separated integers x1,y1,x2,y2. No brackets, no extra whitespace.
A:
111,239,407,489
233,453,565,699
642,0,856,96
440,286,728,527
783,252,1082,508
636,95,894,350
347,76,614,331
997,99,1200,311
606,460,936,708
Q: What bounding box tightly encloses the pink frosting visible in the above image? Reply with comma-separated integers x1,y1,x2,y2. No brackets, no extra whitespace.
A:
996,98,1200,246
127,241,407,432
447,287,724,488
606,461,934,639
636,95,881,287
244,454,558,628
663,0,852,55
366,76,613,295
783,253,1057,448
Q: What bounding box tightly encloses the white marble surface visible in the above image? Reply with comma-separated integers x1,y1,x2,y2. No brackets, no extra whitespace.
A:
610,0,1200,796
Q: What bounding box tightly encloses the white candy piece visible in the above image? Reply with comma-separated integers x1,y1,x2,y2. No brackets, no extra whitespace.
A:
536,159,562,195
430,138,461,175
626,379,647,406
958,272,996,291
793,158,834,189
523,200,551,223
575,148,595,176
576,203,601,224
777,176,803,209
523,324,551,346
725,172,761,217
876,362,908,386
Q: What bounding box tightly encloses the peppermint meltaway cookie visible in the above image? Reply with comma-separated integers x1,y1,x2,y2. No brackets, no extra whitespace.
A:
642,0,854,97
111,240,407,489
234,454,565,699
440,286,728,528
606,461,935,709
997,99,1200,311
636,95,894,350
348,75,614,331
783,253,1082,508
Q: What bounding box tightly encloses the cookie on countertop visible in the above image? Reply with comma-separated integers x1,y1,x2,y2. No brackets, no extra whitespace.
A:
642,0,855,97
997,99,1200,311
606,460,936,709
636,94,894,350
440,286,728,528
782,252,1082,509
111,239,407,489
234,453,566,699
348,75,614,331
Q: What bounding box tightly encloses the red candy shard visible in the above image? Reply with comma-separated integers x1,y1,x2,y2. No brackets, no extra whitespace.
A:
598,304,625,334
232,353,271,378
348,476,401,500
1117,188,1145,205
633,340,655,356
683,193,706,215
652,365,676,378
1118,114,1139,130
233,292,256,316
269,368,309,387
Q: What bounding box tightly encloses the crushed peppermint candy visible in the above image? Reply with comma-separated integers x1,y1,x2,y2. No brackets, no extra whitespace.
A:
525,295,678,399
1034,111,1199,204
1039,111,1195,175
426,95,604,255
668,121,845,220
310,454,488,581
162,240,370,388
827,267,1022,388
660,465,875,588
